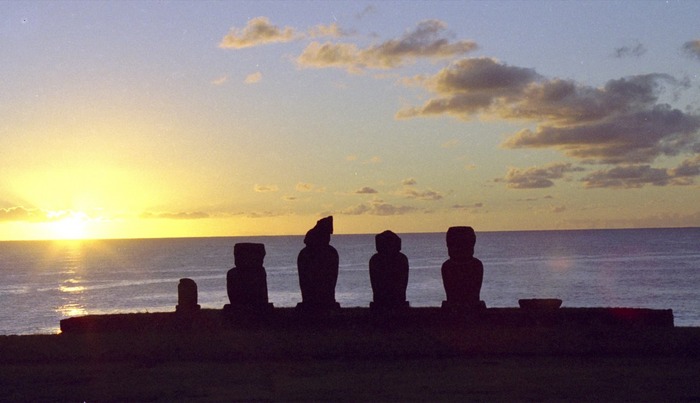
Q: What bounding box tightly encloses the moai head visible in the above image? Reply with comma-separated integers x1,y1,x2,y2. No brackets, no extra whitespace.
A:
446,226,476,260
375,230,401,255
304,216,333,247
234,243,266,268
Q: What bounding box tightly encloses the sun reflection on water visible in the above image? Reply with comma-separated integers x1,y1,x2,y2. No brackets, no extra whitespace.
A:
53,241,89,318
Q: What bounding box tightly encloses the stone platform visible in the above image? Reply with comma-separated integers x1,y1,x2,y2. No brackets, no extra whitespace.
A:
60,306,674,333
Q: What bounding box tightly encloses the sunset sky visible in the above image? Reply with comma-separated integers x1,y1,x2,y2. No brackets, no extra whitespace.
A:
2,1,699,240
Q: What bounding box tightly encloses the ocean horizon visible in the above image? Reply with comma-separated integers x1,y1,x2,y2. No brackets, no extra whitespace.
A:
1,227,698,335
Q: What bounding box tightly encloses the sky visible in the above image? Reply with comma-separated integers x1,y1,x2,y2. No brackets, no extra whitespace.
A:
1,0,700,241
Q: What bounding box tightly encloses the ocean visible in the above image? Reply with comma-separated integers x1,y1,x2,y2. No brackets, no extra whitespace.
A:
1,227,698,335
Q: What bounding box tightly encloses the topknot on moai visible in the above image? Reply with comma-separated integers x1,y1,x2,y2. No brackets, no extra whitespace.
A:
369,230,409,310
441,226,485,310
226,242,272,312
297,216,340,311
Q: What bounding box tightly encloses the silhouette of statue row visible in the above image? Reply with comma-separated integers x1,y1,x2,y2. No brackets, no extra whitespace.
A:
178,216,485,313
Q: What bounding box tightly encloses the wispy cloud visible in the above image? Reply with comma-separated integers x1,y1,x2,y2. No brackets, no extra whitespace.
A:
244,71,262,84
496,162,584,189
308,23,348,38
551,205,567,213
355,5,376,20
211,75,228,86
452,202,483,211
401,187,443,200
219,17,298,49
355,186,378,194
296,182,314,192
247,210,284,218
0,206,48,222
682,40,700,60
141,211,209,220
441,139,459,148
341,199,417,216
254,184,279,192
297,20,477,72
613,42,647,58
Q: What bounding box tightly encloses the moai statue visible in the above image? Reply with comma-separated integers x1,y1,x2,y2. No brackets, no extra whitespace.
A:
296,216,340,311
441,226,485,309
369,230,409,310
176,278,201,312
225,242,272,311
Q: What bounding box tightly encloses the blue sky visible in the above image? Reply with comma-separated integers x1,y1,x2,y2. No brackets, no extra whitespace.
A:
1,1,699,240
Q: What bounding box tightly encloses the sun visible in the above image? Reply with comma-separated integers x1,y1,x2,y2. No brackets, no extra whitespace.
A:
49,211,91,240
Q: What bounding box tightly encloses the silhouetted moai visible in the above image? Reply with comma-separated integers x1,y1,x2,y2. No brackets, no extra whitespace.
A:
369,230,410,310
296,216,340,310
441,226,485,309
225,243,273,311
176,278,201,312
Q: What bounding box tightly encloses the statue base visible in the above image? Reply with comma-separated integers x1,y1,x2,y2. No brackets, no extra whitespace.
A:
175,304,201,313
441,300,487,311
370,301,410,311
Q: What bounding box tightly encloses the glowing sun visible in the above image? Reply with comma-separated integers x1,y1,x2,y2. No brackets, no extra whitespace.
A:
49,211,90,240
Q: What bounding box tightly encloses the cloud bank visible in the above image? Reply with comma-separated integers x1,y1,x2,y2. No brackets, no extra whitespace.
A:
496,162,584,189
219,17,700,191
297,20,477,72
399,60,700,165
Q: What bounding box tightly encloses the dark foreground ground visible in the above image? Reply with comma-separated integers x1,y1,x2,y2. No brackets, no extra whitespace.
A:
2,309,699,401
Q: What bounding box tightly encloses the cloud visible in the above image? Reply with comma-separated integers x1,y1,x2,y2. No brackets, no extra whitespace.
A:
296,182,314,192
247,210,283,218
254,184,279,192
355,186,378,194
399,57,700,165
211,75,228,85
401,187,444,200
308,23,347,38
670,154,700,177
582,155,700,188
140,211,209,220
396,58,539,120
399,177,443,200
219,17,298,49
355,5,376,20
682,40,700,60
0,206,48,222
297,20,477,72
452,202,483,210
564,211,700,229
441,139,459,148
341,199,417,215
551,205,567,213
244,71,262,84
613,42,647,58
496,162,584,189
504,104,700,164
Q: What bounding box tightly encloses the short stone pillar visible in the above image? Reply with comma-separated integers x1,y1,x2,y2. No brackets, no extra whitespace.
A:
369,230,410,310
225,242,273,312
176,278,201,312
441,226,486,310
296,216,340,311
